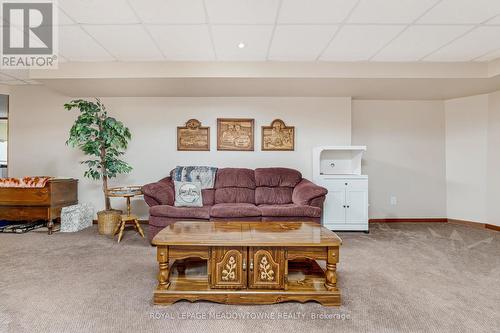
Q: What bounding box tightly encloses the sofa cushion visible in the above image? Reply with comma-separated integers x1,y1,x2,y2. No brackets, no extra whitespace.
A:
215,188,255,204
150,205,211,219
202,189,215,206
210,203,261,218
255,187,293,205
255,168,302,187
258,204,321,218
215,168,255,189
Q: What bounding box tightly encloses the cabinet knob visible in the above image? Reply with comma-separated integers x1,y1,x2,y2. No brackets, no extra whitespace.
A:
249,260,254,272
242,261,246,271
345,183,348,186
343,205,346,208
347,205,350,208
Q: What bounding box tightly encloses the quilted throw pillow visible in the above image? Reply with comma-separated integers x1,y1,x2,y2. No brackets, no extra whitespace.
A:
174,181,203,207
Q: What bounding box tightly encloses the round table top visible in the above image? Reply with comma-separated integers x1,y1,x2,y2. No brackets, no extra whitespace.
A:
106,186,142,198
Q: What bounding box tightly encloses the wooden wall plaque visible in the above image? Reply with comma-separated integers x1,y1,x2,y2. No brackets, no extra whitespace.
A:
217,118,254,151
177,119,210,151
261,119,295,151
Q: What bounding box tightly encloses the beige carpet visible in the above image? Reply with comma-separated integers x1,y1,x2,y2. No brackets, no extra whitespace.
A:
0,223,499,333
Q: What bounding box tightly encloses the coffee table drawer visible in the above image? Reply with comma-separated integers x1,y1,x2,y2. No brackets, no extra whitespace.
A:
248,247,285,290
210,247,247,289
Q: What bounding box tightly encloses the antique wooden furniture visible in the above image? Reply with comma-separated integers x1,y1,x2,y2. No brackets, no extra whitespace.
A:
152,221,342,306
0,178,78,234
107,186,145,242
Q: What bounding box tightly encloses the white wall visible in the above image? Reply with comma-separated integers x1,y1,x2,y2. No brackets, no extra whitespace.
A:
351,100,447,219
487,91,500,226
444,95,489,223
8,85,351,217
444,92,500,226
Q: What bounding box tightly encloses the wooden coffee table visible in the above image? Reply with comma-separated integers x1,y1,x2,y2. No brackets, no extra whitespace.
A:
151,221,342,306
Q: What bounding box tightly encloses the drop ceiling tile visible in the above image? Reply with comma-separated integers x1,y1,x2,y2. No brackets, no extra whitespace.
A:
425,26,500,61
205,0,280,24
83,25,163,61
321,25,405,61
59,25,114,61
146,25,215,60
418,0,500,24
211,25,273,60
58,0,139,24
268,25,338,61
374,25,472,61
486,14,500,25
57,7,76,25
474,48,500,62
278,0,358,24
348,0,439,24
128,0,206,24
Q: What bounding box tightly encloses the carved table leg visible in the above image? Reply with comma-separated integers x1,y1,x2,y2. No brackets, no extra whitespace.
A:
324,246,339,291
157,246,170,290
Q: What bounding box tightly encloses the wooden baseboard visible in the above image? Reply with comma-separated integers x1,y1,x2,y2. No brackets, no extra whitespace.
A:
369,218,499,232
447,219,485,229
485,224,500,232
369,218,448,223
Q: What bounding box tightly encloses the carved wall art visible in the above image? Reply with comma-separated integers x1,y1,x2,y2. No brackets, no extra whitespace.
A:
217,118,254,151
177,119,210,151
261,119,295,151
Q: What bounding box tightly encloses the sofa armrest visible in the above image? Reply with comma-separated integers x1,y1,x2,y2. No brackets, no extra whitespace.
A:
142,177,175,207
292,179,328,206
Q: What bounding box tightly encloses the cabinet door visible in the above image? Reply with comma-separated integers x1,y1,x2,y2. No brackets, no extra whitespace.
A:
248,247,285,290
210,247,247,289
321,179,346,225
346,181,368,224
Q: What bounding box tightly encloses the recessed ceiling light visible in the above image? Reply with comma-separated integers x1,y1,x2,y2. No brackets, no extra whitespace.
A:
237,42,246,49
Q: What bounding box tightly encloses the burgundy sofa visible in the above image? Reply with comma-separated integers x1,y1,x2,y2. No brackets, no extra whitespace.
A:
142,167,327,241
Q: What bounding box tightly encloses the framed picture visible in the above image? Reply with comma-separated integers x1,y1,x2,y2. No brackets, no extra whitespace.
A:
177,119,210,151
261,119,295,151
217,118,254,151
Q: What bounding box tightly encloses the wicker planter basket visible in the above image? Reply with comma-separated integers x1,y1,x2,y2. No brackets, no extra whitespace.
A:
97,210,121,235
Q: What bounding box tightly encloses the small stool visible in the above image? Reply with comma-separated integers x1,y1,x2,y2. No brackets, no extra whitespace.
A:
110,193,145,242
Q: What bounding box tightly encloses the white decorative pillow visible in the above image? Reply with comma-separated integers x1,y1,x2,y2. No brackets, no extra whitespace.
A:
174,181,203,207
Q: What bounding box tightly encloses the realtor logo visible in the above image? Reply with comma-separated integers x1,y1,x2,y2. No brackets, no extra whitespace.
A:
1,0,58,68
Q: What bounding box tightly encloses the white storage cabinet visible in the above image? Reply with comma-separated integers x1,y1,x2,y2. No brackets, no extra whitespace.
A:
313,146,369,232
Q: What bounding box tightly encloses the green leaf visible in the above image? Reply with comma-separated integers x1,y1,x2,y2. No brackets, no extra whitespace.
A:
66,98,133,190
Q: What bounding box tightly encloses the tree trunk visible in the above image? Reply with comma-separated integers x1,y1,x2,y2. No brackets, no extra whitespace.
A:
103,174,111,211
99,135,111,211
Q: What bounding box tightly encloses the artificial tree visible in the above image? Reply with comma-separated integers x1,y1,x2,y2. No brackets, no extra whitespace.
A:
65,99,132,211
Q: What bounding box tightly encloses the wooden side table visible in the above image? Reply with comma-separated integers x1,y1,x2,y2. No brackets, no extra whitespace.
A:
107,186,145,243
